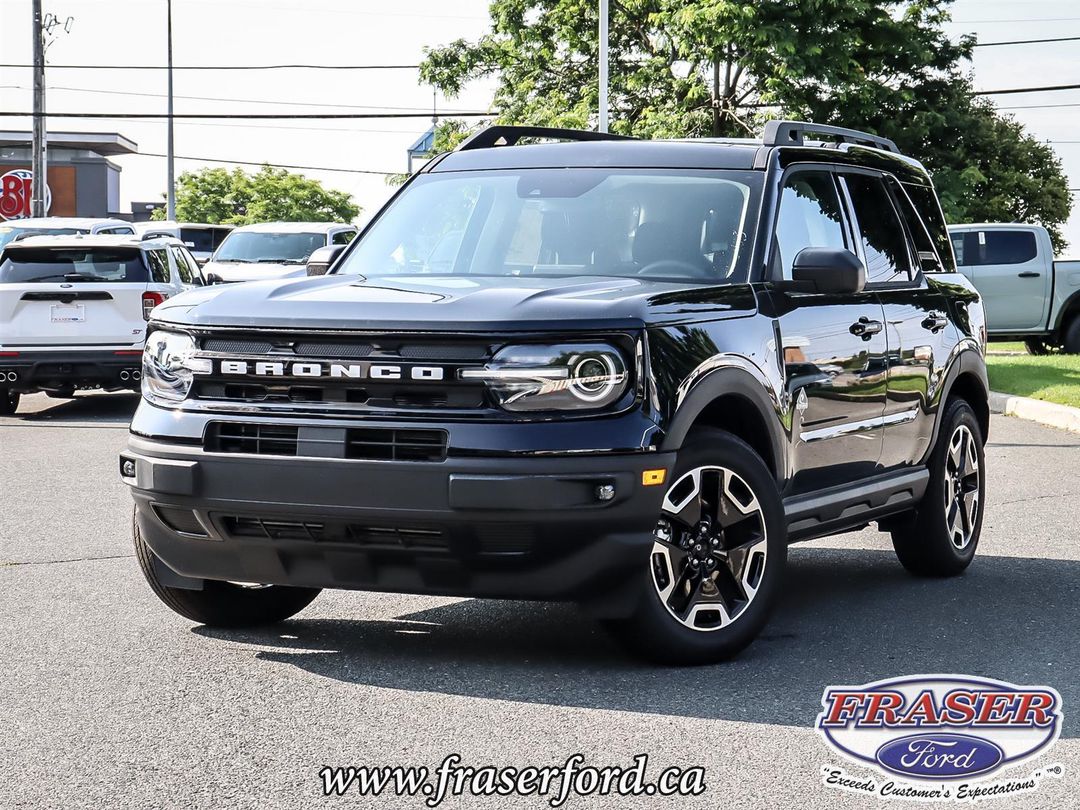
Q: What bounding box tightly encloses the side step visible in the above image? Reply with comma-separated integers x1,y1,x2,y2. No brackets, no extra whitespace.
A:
783,468,928,543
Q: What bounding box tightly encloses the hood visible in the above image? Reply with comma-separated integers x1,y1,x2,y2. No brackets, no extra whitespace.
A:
202,260,307,283
155,273,758,332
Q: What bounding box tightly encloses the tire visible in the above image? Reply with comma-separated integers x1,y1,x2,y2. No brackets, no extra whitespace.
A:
890,398,985,577
605,428,787,665
1024,337,1057,356
133,514,321,626
1063,317,1080,354
0,389,19,415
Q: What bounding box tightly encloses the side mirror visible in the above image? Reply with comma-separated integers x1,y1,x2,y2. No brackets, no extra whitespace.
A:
306,244,346,277
790,248,866,294
205,272,223,285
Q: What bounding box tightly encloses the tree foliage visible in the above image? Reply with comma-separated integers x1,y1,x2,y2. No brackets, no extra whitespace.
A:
420,0,1072,248
158,165,360,225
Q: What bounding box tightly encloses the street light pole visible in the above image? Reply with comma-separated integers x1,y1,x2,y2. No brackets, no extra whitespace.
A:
30,0,47,217
165,0,176,220
598,0,608,133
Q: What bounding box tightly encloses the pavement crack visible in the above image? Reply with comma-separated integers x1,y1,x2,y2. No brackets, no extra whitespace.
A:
997,492,1074,507
1,553,135,567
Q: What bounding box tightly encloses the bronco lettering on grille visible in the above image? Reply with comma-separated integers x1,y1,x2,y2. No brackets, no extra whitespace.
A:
216,360,446,381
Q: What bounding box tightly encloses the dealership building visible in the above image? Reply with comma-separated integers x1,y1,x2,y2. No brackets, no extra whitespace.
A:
0,131,137,221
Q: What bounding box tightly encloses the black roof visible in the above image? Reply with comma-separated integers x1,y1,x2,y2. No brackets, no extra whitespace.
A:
426,122,930,184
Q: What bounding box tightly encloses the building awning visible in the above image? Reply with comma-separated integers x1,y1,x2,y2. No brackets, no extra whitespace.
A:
0,131,138,155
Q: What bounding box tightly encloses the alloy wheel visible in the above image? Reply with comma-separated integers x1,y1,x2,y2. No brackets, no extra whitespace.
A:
650,465,768,632
943,424,981,551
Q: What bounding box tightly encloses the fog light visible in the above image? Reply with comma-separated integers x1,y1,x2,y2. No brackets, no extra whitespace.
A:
642,469,667,486
121,459,136,478
595,484,616,502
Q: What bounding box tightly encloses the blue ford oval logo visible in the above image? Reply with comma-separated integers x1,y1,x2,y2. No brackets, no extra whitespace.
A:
875,733,1003,779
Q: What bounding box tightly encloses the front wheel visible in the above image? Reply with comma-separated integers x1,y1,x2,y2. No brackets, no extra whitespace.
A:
1024,337,1057,356
605,429,787,665
890,398,985,577
134,515,321,626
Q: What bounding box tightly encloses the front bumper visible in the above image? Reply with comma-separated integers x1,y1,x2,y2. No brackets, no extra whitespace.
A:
0,349,144,393
123,434,675,614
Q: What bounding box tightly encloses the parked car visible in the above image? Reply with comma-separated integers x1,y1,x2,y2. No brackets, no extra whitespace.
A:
201,222,357,283
122,122,989,664
0,234,205,414
0,217,135,249
948,223,1080,354
134,221,234,266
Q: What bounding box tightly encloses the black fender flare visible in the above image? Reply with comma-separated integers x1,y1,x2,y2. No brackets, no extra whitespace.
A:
925,344,990,458
659,364,787,480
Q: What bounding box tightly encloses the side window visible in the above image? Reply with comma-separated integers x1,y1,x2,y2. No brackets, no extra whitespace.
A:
145,249,171,284
332,230,356,245
842,174,913,285
890,180,942,273
974,230,1037,265
171,247,196,284
773,172,847,280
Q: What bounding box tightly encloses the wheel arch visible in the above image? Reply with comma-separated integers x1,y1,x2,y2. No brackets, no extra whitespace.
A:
929,347,990,453
660,366,786,481
1052,289,1080,337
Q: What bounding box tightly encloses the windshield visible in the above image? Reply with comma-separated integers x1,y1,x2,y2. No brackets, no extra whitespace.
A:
0,247,150,283
334,169,759,283
212,231,325,264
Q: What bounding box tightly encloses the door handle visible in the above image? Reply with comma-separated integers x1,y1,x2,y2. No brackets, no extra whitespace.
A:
849,316,883,339
921,311,949,332
1018,271,1041,278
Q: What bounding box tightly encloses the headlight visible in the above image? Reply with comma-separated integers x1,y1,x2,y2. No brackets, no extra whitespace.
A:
142,330,210,406
462,343,630,412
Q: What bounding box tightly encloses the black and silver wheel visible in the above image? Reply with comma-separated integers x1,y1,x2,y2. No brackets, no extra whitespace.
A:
890,398,985,576
134,513,321,626
0,389,18,416
607,428,787,664
1024,337,1057,356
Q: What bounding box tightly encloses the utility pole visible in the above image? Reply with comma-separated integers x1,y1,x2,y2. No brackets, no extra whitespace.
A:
30,0,47,217
166,0,176,220
598,0,609,133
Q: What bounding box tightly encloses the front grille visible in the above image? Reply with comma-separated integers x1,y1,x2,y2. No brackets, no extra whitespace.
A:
345,428,447,461
205,422,299,455
220,515,448,551
190,332,494,413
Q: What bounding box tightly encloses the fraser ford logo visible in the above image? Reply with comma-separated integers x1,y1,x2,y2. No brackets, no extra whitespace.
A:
816,675,1064,802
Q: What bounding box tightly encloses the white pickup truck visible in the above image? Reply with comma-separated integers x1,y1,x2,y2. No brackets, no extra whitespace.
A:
948,223,1080,353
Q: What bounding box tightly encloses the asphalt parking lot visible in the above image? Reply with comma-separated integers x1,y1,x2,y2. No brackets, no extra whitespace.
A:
1,392,1076,809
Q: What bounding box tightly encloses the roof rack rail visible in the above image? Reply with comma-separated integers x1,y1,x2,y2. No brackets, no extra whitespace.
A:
762,120,900,154
456,125,637,151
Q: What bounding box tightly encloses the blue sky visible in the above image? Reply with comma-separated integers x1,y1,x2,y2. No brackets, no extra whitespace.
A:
1,0,1079,249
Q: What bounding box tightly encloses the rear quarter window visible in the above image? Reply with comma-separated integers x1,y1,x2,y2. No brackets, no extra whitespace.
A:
145,249,171,283
0,247,151,283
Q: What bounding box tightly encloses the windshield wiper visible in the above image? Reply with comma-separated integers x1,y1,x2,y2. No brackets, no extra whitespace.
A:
216,258,254,264
256,258,300,263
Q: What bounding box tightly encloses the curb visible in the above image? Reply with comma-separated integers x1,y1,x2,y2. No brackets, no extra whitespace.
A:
990,391,1080,434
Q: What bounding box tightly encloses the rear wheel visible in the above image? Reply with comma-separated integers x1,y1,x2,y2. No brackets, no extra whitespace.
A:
1063,317,1080,354
890,398,985,577
0,389,19,415
605,428,787,665
133,515,321,626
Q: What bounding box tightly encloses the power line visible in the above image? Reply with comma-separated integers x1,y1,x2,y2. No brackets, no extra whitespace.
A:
973,35,1080,47
0,111,490,119
0,63,421,71
953,16,1080,24
0,83,477,114
133,152,396,176
975,82,1080,96
997,102,1080,110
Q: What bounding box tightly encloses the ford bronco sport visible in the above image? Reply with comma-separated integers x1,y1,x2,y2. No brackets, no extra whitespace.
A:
121,122,989,664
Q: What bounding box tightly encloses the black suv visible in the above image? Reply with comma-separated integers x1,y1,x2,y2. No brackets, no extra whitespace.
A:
121,122,989,664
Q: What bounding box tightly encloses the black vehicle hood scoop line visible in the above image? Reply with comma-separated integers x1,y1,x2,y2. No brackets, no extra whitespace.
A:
154,273,759,331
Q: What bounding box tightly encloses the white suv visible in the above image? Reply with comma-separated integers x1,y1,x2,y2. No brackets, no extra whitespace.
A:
0,234,205,414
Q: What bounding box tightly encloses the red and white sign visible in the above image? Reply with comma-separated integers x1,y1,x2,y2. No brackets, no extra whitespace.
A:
0,169,52,221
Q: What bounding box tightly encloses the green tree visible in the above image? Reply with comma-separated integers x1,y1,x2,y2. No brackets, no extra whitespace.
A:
420,0,1072,248
162,165,360,225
